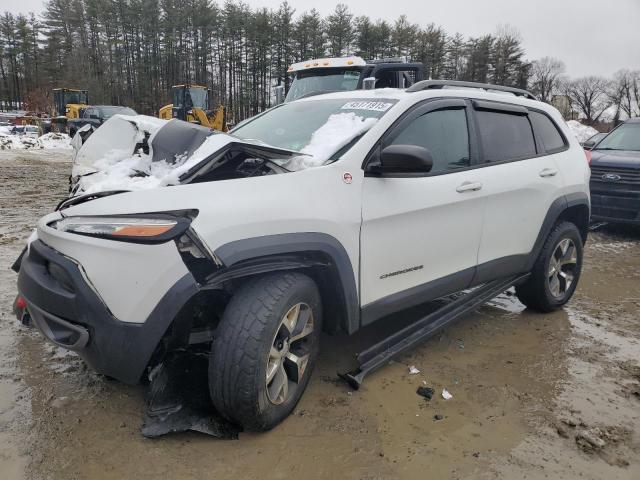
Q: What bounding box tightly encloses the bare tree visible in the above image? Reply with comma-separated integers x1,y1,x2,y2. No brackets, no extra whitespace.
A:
529,57,565,103
608,69,640,121
564,76,611,125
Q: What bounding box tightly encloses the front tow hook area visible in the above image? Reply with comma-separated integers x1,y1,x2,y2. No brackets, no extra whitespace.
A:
13,294,31,327
141,350,241,439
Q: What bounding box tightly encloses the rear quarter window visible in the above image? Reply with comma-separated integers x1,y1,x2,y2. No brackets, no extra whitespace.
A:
529,111,566,153
476,110,536,162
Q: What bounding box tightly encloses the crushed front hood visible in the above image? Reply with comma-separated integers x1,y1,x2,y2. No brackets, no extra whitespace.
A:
71,115,302,196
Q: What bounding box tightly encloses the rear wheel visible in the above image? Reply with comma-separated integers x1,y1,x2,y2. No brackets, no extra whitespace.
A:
209,272,321,431
516,221,583,312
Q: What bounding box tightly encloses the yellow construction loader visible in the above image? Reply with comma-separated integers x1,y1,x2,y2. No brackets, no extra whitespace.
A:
159,84,226,131
51,88,89,132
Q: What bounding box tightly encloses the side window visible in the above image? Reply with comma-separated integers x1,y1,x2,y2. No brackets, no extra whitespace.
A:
390,108,470,173
529,111,566,153
476,110,536,162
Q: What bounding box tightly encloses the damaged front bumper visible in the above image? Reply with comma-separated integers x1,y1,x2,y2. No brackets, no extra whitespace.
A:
17,240,198,384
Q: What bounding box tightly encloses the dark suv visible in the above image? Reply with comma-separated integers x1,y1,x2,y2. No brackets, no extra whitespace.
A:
68,105,137,136
589,118,640,225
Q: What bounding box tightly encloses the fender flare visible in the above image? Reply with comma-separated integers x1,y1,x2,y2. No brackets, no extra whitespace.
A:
214,233,360,334
525,192,590,271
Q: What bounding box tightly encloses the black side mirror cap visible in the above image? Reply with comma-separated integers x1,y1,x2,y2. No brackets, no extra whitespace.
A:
369,144,434,175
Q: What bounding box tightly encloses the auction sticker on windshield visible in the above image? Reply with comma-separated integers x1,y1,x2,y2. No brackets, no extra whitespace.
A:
341,101,394,112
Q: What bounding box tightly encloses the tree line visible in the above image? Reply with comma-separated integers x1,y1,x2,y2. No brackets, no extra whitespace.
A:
0,1,637,125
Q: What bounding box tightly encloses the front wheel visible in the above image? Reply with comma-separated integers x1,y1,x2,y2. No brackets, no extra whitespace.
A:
209,272,321,431
516,221,584,312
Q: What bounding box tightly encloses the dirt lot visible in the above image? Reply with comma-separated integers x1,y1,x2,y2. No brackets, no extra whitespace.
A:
1,150,639,480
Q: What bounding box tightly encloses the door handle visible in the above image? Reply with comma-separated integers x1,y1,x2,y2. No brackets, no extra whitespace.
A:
456,181,483,193
539,168,558,178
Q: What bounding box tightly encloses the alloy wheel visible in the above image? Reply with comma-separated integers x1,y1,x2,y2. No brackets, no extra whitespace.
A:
265,302,315,405
548,238,578,299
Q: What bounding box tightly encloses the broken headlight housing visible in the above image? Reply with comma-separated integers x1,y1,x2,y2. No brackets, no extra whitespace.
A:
50,215,192,244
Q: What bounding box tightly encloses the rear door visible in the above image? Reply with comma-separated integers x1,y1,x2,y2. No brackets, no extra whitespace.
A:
471,101,566,282
360,99,485,324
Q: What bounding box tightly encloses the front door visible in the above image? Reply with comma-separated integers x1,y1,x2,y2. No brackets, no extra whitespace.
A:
360,99,485,325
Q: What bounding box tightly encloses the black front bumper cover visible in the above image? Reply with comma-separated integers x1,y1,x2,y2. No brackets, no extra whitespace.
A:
17,240,198,384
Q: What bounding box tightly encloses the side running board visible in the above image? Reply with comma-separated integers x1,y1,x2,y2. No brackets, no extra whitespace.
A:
338,274,529,389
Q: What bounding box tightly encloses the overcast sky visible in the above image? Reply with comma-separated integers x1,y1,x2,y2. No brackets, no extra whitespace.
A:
2,0,639,77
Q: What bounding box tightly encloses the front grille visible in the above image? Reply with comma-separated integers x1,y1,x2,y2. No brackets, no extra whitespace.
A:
590,166,640,184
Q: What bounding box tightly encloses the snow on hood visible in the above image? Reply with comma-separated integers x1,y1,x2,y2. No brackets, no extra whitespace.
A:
71,111,377,195
566,120,599,143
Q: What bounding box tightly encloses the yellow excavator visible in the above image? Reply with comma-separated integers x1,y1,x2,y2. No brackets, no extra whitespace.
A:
159,84,226,131
51,88,89,132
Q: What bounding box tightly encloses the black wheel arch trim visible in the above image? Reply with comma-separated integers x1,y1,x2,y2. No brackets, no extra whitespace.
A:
525,192,590,271
214,233,360,334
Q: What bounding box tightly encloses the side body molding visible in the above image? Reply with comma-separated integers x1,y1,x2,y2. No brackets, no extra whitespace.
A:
214,233,360,334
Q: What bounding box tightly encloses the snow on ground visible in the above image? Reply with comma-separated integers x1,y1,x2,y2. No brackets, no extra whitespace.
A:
0,131,72,151
566,120,599,143
37,133,73,150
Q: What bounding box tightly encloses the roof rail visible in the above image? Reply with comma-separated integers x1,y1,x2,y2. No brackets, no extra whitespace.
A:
406,80,537,100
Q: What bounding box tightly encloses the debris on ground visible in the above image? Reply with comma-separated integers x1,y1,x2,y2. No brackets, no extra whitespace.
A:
408,365,420,375
416,386,435,400
141,350,240,439
434,414,444,421
442,388,453,400
575,428,606,452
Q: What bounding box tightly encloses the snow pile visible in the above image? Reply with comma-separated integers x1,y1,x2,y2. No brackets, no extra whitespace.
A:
0,131,72,150
566,120,599,143
0,132,25,150
283,112,378,171
37,132,73,150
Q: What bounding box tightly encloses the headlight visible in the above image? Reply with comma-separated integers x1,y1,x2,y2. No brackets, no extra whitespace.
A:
50,215,191,243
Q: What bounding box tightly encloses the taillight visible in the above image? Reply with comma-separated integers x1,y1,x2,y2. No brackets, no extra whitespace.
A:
584,149,592,165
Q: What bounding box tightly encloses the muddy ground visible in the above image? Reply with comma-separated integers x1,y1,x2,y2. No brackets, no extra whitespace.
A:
0,150,639,480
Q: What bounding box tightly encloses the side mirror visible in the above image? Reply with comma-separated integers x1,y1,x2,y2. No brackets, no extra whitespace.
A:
371,144,434,174
273,85,285,105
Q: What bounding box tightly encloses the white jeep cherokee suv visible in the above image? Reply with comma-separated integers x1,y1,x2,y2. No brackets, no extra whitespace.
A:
16,81,590,431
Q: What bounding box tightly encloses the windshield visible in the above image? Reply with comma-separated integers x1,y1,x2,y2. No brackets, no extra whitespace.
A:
99,106,137,119
594,123,640,151
65,91,88,105
187,88,208,109
232,98,396,170
286,68,363,102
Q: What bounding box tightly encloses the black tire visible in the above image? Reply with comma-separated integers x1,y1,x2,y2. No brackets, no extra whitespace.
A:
516,221,583,312
209,272,322,431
